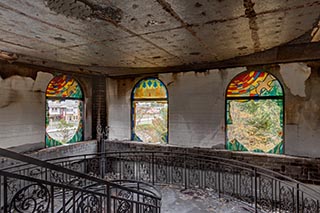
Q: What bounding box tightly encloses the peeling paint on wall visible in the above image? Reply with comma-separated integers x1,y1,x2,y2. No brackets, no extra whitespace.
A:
194,70,210,77
0,74,45,148
286,68,320,157
0,69,93,149
223,67,247,82
0,76,12,108
0,75,37,107
99,63,320,158
33,72,54,92
0,76,21,108
159,73,178,87
279,63,311,97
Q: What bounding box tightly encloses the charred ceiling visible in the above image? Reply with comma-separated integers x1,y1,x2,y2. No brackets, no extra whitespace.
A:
0,0,319,76
44,0,122,22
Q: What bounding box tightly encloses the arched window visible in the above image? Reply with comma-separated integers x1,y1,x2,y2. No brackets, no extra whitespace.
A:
131,78,168,144
45,75,84,147
226,71,284,154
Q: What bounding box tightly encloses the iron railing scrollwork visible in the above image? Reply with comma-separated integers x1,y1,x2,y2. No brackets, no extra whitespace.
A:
111,180,161,213
2,146,320,213
38,150,320,213
0,148,161,213
9,183,50,213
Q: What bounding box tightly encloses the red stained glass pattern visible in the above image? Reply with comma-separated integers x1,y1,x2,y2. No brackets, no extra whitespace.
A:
46,75,83,98
227,71,283,97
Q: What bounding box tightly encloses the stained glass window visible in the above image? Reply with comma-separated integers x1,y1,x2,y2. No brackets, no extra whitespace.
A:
45,75,83,147
226,71,284,154
132,78,168,144
46,75,83,98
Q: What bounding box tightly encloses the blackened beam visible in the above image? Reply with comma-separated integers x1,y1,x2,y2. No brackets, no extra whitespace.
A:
0,42,319,77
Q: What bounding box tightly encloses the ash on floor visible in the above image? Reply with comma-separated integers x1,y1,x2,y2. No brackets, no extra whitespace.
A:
160,185,253,213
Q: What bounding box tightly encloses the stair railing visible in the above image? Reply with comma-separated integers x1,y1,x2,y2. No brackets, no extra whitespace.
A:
0,148,161,213
36,151,320,213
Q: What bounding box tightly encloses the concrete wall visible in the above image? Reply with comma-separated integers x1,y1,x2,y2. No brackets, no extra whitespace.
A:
160,69,241,148
107,63,320,158
1,61,319,159
106,67,248,147
0,69,93,151
283,64,320,158
107,77,134,140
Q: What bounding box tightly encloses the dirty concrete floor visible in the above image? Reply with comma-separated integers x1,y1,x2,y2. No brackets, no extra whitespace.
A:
160,185,253,213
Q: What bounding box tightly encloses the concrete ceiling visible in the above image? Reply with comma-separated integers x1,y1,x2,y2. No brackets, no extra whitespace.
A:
0,0,319,76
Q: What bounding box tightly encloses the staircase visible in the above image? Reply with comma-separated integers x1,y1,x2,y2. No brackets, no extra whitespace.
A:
44,150,320,213
1,147,320,212
0,148,161,213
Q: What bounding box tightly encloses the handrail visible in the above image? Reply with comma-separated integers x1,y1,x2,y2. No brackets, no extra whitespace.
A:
0,169,107,212
55,181,161,213
39,150,320,212
23,150,319,197
7,149,320,196
0,148,161,200
110,179,162,198
0,170,108,198
3,149,320,212
0,170,160,213
0,148,162,213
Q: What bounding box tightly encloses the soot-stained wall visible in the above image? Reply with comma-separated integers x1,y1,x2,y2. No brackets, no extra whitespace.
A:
107,62,320,158
107,67,247,147
0,68,93,151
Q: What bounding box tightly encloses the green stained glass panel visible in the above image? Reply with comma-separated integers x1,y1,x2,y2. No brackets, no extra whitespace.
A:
226,99,284,154
133,78,167,99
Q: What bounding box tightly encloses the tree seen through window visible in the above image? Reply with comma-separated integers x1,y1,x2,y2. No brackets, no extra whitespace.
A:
131,78,168,144
226,71,284,154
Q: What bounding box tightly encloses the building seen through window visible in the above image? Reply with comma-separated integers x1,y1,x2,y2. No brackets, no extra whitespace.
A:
45,75,83,147
131,78,168,144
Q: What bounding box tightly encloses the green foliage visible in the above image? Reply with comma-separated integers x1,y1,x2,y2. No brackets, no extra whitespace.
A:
134,101,168,143
227,99,283,154
243,100,276,132
57,119,74,143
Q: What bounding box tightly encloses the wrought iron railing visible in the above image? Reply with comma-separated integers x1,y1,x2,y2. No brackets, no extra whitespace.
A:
37,151,320,213
0,148,161,213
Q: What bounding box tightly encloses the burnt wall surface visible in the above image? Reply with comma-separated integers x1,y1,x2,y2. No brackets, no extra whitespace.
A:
106,140,320,185
0,68,93,151
107,62,320,158
92,76,107,139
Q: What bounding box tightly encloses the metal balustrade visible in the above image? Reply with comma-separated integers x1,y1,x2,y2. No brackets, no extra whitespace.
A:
38,151,320,213
0,148,161,213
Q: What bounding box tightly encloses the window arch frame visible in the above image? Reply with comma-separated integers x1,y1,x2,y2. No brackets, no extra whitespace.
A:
45,75,84,147
225,70,285,154
131,77,169,144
